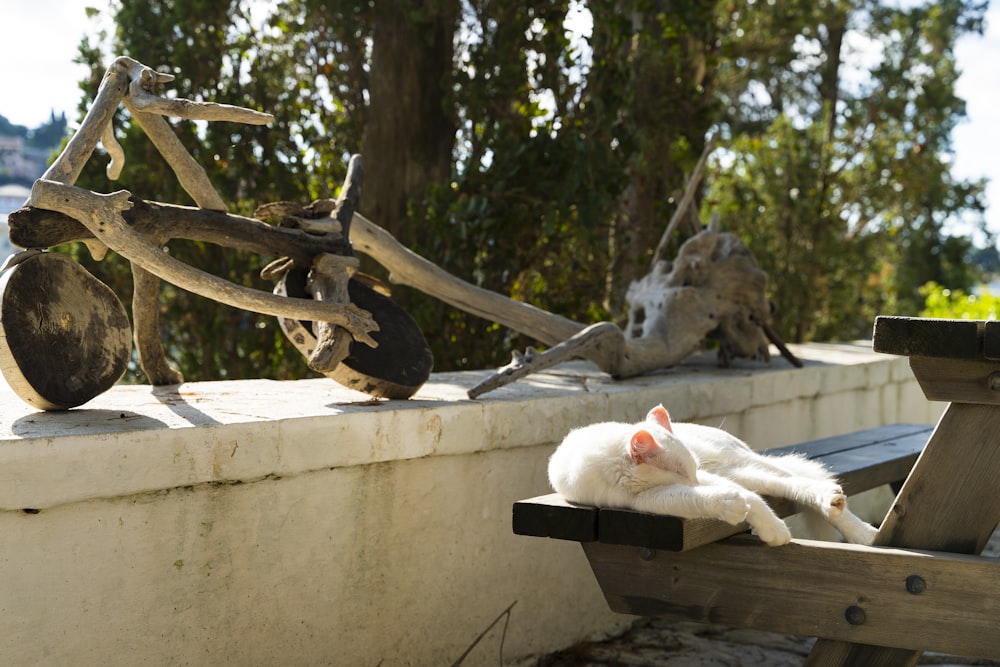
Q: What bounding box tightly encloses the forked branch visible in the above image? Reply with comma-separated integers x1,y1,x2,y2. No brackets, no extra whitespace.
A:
28,179,379,346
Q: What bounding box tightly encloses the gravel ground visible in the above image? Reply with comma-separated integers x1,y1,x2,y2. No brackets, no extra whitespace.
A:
535,618,1000,667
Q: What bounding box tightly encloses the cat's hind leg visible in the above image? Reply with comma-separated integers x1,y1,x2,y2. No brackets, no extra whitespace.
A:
827,508,879,545
725,462,878,545
723,460,847,519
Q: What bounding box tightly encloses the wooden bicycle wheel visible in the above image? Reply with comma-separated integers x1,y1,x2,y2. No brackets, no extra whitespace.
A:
276,267,433,399
0,251,132,410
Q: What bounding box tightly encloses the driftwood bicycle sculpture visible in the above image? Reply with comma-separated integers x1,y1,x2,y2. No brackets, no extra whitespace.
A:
2,57,795,411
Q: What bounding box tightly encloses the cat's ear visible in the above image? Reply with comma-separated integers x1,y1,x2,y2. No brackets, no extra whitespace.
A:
629,429,662,464
646,404,673,432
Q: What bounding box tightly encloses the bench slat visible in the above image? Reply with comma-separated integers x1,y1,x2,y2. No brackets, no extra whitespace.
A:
764,422,930,458
513,423,933,551
512,493,598,542
873,316,988,360
809,432,927,495
986,320,1000,360
583,536,1000,659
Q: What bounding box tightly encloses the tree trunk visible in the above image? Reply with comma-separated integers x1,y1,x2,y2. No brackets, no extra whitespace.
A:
589,0,717,317
361,0,459,246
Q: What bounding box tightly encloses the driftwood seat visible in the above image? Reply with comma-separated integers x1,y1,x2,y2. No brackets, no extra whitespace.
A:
514,317,1000,664
514,423,931,552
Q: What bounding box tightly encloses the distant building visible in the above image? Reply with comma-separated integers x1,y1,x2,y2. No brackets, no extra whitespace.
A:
0,183,30,210
0,183,31,258
0,135,49,182
1,113,64,259
0,218,12,259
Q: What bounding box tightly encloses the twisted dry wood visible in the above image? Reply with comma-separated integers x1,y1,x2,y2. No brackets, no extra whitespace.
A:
122,107,227,383
298,154,364,373
15,56,786,397
41,56,273,384
349,213,585,346
14,194,784,397
306,253,360,372
27,180,379,346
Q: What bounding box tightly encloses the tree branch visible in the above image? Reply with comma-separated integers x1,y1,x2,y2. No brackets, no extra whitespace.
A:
28,180,379,347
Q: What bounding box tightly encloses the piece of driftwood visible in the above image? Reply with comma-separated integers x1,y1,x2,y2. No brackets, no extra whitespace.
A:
466,215,799,397
275,270,434,399
3,56,429,408
267,154,366,375
26,180,379,340
13,184,789,401
0,251,131,409
627,224,772,365
5,55,793,408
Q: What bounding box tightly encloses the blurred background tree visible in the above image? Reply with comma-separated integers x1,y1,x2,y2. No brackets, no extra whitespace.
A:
68,0,993,381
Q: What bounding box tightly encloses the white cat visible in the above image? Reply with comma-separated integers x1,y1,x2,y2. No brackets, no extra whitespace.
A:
548,404,878,546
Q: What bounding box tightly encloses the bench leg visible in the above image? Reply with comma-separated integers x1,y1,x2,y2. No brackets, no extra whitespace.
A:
805,403,1000,665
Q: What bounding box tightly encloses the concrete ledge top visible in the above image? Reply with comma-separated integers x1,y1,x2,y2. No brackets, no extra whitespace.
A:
0,341,911,510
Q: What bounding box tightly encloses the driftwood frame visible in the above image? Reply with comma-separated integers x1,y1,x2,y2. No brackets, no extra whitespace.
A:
7,56,793,405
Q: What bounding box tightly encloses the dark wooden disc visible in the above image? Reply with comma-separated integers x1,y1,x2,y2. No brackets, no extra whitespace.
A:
276,268,433,399
0,252,132,410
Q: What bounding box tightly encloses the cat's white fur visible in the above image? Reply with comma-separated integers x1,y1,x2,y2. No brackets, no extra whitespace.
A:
548,404,878,546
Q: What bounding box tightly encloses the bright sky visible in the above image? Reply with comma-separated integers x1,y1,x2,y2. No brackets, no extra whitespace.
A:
2,1,999,244
0,1,104,127
951,4,1000,244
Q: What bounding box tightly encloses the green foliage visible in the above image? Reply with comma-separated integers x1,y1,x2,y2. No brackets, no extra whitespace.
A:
589,0,717,307
708,0,989,343
920,282,999,321
708,116,896,342
407,1,630,368
63,0,992,382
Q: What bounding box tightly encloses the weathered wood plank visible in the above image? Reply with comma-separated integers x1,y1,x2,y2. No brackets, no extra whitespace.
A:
812,434,927,496
764,423,930,459
876,406,1000,556
908,356,1000,405
583,536,1000,660
512,494,598,542
806,640,921,667
0,251,131,410
805,403,1000,665
597,508,703,551
873,316,984,360
986,320,1000,360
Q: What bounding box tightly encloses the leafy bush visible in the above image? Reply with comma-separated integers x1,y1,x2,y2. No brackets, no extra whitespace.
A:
919,281,999,321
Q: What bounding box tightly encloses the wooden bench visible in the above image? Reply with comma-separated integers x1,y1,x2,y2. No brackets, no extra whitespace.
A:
515,317,1000,663
514,423,932,552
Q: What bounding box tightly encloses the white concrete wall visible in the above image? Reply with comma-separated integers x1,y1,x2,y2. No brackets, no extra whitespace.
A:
0,343,943,666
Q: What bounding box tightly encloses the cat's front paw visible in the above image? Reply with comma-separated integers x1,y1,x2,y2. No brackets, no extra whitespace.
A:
753,518,792,547
813,484,846,517
714,490,751,525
